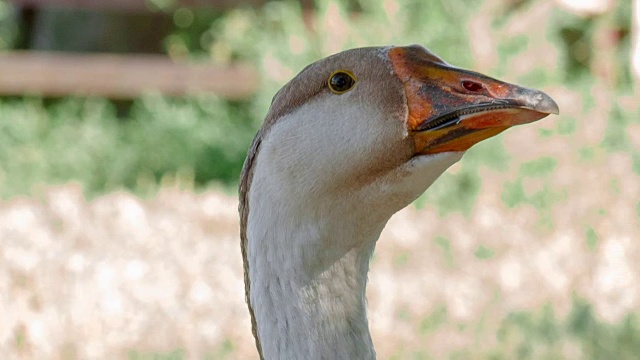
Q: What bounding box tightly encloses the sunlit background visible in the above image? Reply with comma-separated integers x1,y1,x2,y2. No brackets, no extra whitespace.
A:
0,0,639,358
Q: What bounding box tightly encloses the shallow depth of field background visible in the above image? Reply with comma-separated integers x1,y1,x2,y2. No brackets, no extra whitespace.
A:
1,0,639,359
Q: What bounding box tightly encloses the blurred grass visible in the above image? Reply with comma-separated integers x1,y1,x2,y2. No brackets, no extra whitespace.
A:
384,298,640,360
0,96,256,198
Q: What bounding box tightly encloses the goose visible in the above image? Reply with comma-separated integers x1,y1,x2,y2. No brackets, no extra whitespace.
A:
239,45,559,359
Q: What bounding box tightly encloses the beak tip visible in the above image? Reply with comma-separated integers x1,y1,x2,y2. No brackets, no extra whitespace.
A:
539,93,560,115
517,87,559,115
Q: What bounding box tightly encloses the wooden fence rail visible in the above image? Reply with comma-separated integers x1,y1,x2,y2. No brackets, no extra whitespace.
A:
0,51,258,99
8,0,269,12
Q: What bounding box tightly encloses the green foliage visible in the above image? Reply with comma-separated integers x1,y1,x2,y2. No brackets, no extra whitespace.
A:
415,137,511,214
556,116,577,136
408,299,640,359
602,103,636,152
520,157,557,178
566,301,640,360
0,96,255,198
127,349,185,360
474,245,495,259
417,169,482,216
204,340,236,360
419,305,448,335
500,156,564,213
394,252,410,267
0,0,16,49
433,236,455,268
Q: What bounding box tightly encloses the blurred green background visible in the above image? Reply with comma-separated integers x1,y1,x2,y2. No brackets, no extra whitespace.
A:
0,0,639,359
0,0,634,199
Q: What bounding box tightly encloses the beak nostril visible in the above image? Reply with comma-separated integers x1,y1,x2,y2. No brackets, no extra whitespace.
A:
462,80,483,92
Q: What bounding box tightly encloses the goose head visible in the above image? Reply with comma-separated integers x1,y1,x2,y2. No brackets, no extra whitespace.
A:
243,45,558,220
240,45,558,359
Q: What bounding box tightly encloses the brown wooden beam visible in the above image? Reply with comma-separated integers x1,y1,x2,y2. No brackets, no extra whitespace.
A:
9,0,268,12
0,51,259,99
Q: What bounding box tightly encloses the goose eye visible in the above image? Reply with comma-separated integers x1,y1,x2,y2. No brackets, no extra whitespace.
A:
328,71,356,94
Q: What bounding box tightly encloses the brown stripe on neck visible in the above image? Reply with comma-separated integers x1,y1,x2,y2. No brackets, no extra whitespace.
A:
238,130,264,359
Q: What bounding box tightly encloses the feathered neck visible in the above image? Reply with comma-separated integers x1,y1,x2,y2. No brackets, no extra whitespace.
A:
244,183,382,359
240,135,462,359
240,124,393,358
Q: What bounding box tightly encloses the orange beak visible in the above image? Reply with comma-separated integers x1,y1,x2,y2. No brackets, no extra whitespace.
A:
389,46,559,154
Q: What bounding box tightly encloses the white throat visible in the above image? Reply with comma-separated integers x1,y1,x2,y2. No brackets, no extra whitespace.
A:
247,187,382,359
244,99,463,359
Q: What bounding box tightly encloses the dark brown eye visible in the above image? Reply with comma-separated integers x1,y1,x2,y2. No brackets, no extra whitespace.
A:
462,80,483,92
328,71,356,94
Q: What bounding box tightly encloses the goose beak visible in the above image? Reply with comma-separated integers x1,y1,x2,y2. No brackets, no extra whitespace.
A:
389,46,559,155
